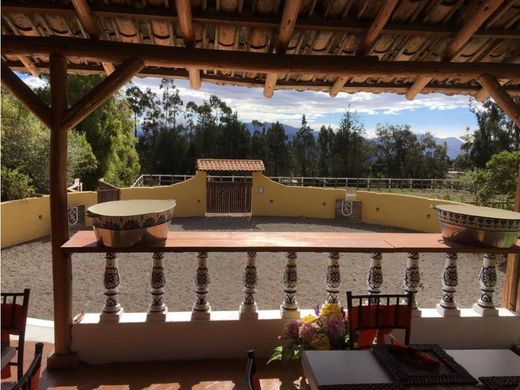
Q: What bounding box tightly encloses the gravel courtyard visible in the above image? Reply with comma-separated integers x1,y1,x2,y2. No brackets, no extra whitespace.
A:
1,217,505,320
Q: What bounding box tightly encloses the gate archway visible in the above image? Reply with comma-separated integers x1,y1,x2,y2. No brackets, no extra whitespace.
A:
197,159,265,215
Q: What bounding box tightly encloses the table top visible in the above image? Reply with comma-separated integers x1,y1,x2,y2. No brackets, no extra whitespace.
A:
62,231,520,254
302,349,520,389
1,344,16,370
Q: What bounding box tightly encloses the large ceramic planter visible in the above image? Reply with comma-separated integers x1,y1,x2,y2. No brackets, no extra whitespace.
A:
86,199,176,247
432,204,520,248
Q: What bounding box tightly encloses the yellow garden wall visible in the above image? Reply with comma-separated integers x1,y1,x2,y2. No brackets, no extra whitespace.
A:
1,191,97,249
119,171,207,217
356,191,462,233
251,172,346,219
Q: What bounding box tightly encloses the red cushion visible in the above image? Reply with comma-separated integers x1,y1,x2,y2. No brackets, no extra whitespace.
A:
348,304,411,348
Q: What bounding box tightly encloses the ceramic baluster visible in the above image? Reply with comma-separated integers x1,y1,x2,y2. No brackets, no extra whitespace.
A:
101,251,123,321
368,252,383,296
281,252,300,319
404,252,420,310
192,252,211,320
473,253,499,316
147,252,167,320
239,251,258,319
436,252,460,316
325,252,341,305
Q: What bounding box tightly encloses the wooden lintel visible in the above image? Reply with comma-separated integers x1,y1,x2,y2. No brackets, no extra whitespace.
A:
4,36,520,80
71,0,114,76
330,0,398,97
62,58,144,130
17,55,39,77
175,0,200,89
478,73,520,128
0,62,52,128
406,0,504,100
263,0,302,98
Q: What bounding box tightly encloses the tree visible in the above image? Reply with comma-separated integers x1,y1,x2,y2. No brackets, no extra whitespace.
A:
293,115,316,176
37,75,140,188
265,122,290,176
331,110,369,177
317,125,334,177
455,98,520,170
1,88,97,199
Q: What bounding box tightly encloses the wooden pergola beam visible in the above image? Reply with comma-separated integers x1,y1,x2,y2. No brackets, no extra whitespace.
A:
17,55,39,77
330,0,399,97
71,0,114,75
263,0,302,98
0,62,52,128
478,73,520,128
4,36,520,80
175,0,201,90
406,0,504,101
3,3,520,40
62,58,144,130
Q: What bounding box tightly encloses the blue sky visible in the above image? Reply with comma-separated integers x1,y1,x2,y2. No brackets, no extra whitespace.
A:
22,74,479,139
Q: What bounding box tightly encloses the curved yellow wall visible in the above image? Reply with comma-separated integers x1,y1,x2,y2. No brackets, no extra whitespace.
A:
119,171,206,217
1,191,97,249
356,191,462,233
251,172,346,219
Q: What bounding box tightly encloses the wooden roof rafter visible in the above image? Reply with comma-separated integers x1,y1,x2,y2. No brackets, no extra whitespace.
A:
70,0,115,75
175,0,201,89
405,0,505,101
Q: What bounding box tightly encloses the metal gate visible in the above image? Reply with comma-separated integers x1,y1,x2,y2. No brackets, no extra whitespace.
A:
97,180,120,203
206,181,252,213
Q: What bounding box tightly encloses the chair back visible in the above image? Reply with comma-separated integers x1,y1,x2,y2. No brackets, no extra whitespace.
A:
11,342,44,390
245,349,261,390
346,291,413,349
1,289,30,379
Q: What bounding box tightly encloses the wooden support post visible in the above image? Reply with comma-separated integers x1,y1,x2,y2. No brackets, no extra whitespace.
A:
263,0,302,98
46,53,78,369
0,62,52,128
502,166,520,312
406,0,504,100
478,73,520,128
330,0,399,97
175,0,201,89
62,58,144,130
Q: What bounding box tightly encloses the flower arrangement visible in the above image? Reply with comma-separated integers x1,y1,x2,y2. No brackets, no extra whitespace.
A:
268,303,349,363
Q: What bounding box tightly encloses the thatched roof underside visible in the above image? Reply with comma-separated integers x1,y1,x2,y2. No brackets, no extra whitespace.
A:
2,0,520,98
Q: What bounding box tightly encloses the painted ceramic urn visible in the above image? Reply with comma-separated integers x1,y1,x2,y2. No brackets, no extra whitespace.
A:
86,199,175,247
432,204,520,248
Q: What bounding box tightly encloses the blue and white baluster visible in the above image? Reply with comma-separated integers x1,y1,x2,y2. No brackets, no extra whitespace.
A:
404,252,420,313
368,252,383,297
100,251,123,321
325,252,341,305
473,253,499,316
436,253,460,316
192,252,211,320
281,252,300,319
147,252,167,321
239,251,258,319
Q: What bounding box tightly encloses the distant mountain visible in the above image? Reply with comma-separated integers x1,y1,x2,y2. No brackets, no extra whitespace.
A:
245,122,464,159
245,122,301,140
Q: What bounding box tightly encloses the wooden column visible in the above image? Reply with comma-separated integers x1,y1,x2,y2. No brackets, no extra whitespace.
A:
47,53,77,369
502,166,520,312
477,73,520,128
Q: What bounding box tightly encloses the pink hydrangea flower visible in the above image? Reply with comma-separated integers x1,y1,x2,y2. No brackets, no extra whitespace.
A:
299,322,319,343
325,317,346,341
284,319,300,338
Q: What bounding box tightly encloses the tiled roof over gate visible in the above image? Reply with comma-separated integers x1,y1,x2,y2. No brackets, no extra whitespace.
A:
196,159,265,172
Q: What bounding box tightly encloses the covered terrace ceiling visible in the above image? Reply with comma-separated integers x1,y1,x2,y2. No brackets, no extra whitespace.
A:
1,0,520,99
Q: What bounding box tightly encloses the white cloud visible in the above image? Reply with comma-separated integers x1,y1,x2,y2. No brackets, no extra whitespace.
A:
130,76,474,131
21,75,47,90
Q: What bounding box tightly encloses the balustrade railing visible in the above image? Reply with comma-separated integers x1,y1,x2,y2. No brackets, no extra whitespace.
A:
63,231,514,323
